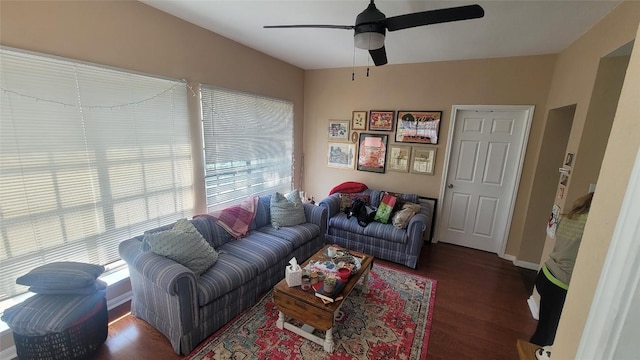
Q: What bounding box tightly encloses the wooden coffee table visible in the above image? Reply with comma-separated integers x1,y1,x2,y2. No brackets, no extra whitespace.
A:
273,245,374,353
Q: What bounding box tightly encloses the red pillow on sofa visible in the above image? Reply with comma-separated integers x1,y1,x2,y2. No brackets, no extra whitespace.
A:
329,181,368,195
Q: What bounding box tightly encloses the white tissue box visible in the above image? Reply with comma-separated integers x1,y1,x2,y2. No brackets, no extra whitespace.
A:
285,265,302,287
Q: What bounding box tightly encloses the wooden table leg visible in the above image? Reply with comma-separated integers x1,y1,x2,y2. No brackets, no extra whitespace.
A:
360,266,371,294
276,311,285,329
324,327,334,353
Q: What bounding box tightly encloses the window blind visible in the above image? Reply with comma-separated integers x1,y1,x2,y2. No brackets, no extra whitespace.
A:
0,48,194,301
200,86,293,211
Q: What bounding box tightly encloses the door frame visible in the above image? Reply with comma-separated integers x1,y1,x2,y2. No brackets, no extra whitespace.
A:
435,105,535,256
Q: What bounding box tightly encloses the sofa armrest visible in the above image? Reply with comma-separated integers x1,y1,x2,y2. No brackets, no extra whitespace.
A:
405,212,428,261
318,193,341,219
119,237,199,324
304,203,327,235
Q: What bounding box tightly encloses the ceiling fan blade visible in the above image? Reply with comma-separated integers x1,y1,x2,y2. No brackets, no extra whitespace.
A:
385,4,484,31
369,46,388,66
264,25,354,30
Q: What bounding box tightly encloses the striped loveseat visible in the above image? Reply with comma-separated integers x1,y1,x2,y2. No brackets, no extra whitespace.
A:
319,189,434,269
118,194,326,355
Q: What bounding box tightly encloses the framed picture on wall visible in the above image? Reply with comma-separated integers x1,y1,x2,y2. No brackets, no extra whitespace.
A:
410,147,437,175
395,110,442,144
369,110,395,131
564,152,575,167
327,120,350,141
357,133,388,173
387,145,412,172
327,142,356,169
352,111,367,130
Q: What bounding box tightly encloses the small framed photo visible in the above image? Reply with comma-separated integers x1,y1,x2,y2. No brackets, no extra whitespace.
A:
352,111,367,130
410,147,437,175
369,110,395,131
328,120,350,141
387,145,412,172
396,110,442,144
327,142,356,169
357,133,388,173
351,131,358,143
564,153,574,167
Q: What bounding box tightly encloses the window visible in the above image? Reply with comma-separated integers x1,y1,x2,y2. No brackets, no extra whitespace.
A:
0,48,194,301
200,86,293,211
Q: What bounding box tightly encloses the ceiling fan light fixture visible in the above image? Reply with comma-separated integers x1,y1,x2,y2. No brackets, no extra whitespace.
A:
354,31,385,50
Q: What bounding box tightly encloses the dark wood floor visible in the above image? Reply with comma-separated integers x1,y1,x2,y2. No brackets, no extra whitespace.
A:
92,243,538,359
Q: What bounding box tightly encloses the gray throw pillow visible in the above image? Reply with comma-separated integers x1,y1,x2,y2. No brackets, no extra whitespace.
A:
270,190,307,229
16,262,105,290
142,218,218,276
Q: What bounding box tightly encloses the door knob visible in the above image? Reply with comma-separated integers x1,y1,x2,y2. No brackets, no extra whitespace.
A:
447,184,454,189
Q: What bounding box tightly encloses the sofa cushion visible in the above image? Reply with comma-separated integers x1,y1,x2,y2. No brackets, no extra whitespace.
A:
270,191,306,229
145,217,233,249
142,219,218,276
250,195,272,230
328,212,367,234
362,222,409,244
255,223,321,249
16,262,105,290
339,193,371,211
218,233,293,272
190,216,234,248
196,252,258,306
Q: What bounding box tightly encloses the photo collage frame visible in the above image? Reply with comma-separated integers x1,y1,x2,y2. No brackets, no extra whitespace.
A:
326,109,441,174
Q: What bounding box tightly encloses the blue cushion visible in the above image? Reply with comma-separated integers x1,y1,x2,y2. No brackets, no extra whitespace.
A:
16,262,105,290
29,279,107,295
1,291,106,335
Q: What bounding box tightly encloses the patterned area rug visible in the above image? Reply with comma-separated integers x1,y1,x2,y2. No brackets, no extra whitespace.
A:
186,264,437,360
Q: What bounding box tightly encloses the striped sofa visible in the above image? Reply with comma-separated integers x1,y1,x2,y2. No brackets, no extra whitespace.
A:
118,195,326,355
319,189,434,269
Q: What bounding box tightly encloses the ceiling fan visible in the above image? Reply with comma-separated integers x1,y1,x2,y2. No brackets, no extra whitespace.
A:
264,1,485,66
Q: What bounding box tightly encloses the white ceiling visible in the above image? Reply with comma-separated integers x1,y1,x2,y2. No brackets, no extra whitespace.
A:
142,0,621,70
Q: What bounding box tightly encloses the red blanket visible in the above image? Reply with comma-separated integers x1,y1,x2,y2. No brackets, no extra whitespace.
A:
196,196,259,238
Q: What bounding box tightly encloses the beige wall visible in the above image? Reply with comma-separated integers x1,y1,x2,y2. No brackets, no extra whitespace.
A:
551,3,640,358
0,0,306,214
303,55,556,258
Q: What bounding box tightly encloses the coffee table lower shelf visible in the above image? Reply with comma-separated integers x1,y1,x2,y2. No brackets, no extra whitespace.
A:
276,315,335,352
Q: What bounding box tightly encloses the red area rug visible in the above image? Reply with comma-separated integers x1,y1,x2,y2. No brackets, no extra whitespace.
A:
186,264,437,360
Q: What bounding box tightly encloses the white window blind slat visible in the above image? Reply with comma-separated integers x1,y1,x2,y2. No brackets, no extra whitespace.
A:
200,86,293,211
0,48,194,302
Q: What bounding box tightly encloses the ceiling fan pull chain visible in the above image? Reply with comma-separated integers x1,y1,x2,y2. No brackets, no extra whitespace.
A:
352,45,356,81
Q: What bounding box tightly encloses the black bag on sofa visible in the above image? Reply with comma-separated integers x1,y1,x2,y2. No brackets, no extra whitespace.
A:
345,198,376,227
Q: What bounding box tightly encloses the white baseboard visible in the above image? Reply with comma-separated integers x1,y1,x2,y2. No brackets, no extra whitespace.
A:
0,345,17,360
528,295,540,320
513,259,540,271
107,290,132,310
501,254,540,271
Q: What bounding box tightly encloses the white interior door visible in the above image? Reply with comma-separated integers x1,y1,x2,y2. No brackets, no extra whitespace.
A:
438,106,533,253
